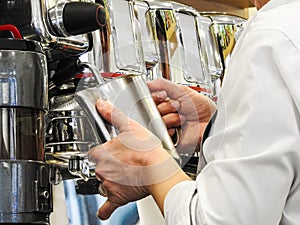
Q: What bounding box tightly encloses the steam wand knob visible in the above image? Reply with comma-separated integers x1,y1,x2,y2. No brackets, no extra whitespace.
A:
48,1,107,37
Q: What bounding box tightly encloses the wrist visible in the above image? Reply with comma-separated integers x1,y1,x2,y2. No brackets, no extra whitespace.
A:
143,147,192,214
147,169,192,215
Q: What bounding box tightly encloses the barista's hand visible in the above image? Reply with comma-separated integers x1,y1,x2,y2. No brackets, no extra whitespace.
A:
88,99,184,220
150,90,187,138
148,78,217,154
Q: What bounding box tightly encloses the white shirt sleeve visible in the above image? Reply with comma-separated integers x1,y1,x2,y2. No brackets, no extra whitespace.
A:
164,6,300,224
164,181,197,225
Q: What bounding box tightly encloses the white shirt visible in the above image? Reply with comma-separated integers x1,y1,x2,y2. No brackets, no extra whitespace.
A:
164,0,300,224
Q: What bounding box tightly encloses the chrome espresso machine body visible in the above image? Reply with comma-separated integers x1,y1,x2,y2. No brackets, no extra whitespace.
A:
0,0,107,224
0,38,51,224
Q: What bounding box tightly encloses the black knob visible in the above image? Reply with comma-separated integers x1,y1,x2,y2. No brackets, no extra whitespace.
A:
63,2,107,36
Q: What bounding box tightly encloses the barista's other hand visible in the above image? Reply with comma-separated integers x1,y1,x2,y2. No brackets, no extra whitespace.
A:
151,90,186,137
148,78,217,154
88,99,181,220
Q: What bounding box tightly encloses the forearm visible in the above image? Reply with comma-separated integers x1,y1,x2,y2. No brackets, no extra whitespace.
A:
147,165,192,215
147,149,191,214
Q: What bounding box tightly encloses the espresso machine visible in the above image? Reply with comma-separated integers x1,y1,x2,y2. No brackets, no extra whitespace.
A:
0,0,245,224
0,0,107,224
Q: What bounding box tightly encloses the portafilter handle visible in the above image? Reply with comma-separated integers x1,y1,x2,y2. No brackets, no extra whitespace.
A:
68,154,96,181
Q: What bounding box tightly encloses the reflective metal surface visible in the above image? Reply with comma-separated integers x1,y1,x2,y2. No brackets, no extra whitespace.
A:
196,14,223,81
94,0,146,75
45,109,100,164
0,160,52,224
75,74,181,163
48,0,68,37
0,39,48,161
45,87,100,182
0,0,96,58
0,39,50,224
140,1,213,95
46,110,96,152
147,1,183,81
0,108,45,161
200,12,246,99
171,2,212,93
45,60,101,177
133,0,160,80
0,49,48,109
201,12,246,74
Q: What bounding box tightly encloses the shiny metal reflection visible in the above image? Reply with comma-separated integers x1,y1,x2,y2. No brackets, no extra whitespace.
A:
93,0,146,76
201,12,246,76
75,74,181,164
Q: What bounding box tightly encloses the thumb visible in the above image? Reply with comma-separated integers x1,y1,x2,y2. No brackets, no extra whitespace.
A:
96,99,131,133
97,199,120,220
